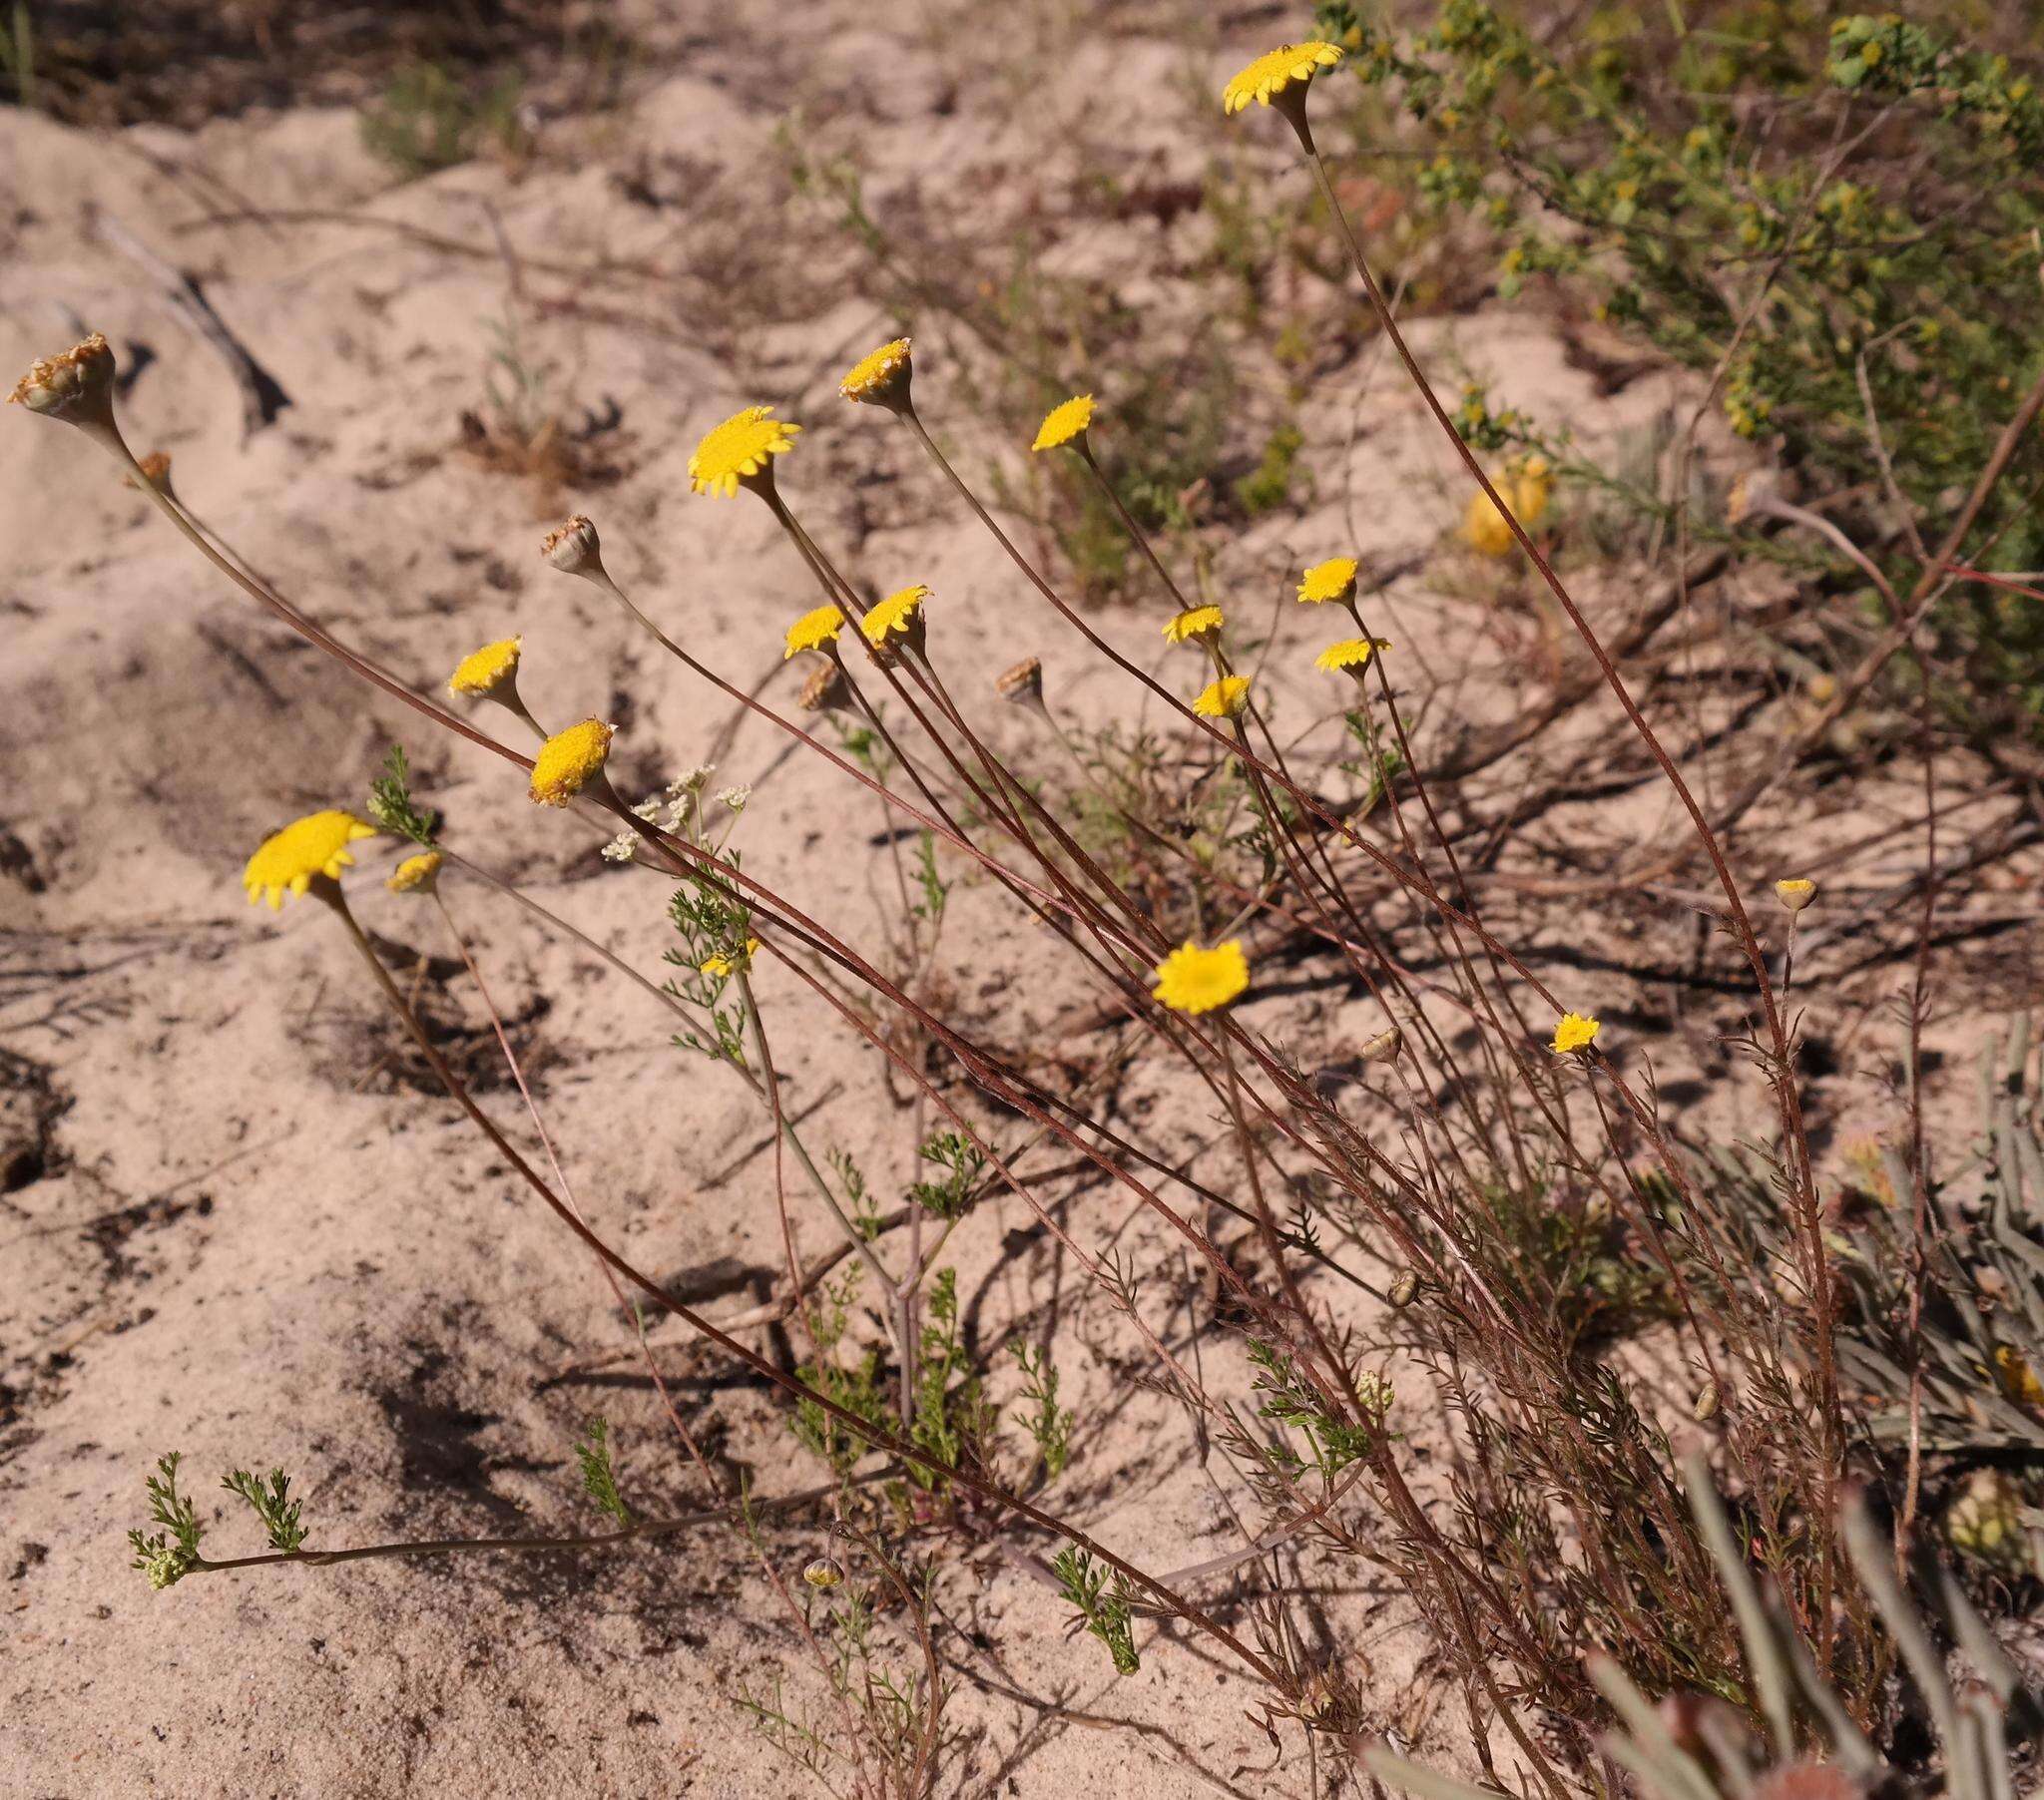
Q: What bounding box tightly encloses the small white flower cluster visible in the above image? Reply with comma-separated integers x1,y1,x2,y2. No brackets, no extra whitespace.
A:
600,767,729,865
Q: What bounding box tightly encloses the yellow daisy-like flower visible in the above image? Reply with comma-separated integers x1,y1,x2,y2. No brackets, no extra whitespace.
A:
1222,40,1342,115
860,584,930,649
1152,939,1251,1015
386,850,443,894
701,937,763,980
839,336,912,408
1550,1012,1601,1055
1314,637,1390,675
1163,605,1225,645
784,603,846,660
1297,557,1358,605
1776,877,1817,913
243,809,378,911
529,717,615,807
448,636,522,697
1464,459,1556,557
1193,675,1252,718
1032,394,1095,453
689,405,800,498
1994,1344,2044,1408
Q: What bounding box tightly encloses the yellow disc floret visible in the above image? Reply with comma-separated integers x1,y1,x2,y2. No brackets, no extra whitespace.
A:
1314,637,1390,675
784,603,846,659
1222,41,1342,115
387,850,443,894
1298,557,1358,605
1550,1012,1601,1055
860,584,930,649
1032,395,1095,453
1163,605,1226,645
689,405,800,498
448,637,522,697
529,718,615,807
1152,939,1251,1015
244,809,378,910
1193,675,1252,718
839,337,912,407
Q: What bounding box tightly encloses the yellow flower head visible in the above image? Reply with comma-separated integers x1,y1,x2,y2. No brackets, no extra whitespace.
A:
1314,637,1390,675
1152,939,1251,1015
1163,605,1225,646
839,336,913,409
1995,1344,2044,1408
784,603,846,660
448,636,522,698
387,850,443,894
529,717,615,807
1297,557,1358,605
860,584,930,650
1222,40,1342,115
244,809,378,911
1465,461,1555,556
1032,395,1095,453
701,937,762,980
1193,675,1252,718
689,405,800,498
1776,877,1817,914
1550,1011,1601,1055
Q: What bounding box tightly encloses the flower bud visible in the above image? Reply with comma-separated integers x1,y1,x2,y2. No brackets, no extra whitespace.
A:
1775,878,1817,914
802,1556,845,1590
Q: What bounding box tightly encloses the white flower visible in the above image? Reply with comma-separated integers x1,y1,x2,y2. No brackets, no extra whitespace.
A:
600,833,638,863
716,784,753,812
669,765,716,798
632,794,663,821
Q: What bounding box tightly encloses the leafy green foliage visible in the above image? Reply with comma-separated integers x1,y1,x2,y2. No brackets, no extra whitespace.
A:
359,61,526,180
1009,1341,1072,1479
1248,1339,1389,1478
367,745,438,848
906,1131,985,1221
223,1466,309,1554
907,1269,993,1495
128,1451,203,1590
1052,1547,1139,1675
575,1416,632,1529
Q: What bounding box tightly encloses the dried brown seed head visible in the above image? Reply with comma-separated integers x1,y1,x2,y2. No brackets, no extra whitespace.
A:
10,331,118,434
541,514,604,579
995,656,1044,705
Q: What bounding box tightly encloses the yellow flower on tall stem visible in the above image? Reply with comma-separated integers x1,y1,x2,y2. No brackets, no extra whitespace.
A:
387,850,443,894
448,637,522,697
1032,395,1095,453
784,603,846,660
689,405,800,498
1152,939,1251,1015
1297,557,1358,606
1222,41,1343,115
839,337,913,412
1163,605,1225,646
1193,674,1252,718
1314,637,1390,678
1550,1012,1601,1056
860,584,930,653
529,718,615,807
243,810,378,910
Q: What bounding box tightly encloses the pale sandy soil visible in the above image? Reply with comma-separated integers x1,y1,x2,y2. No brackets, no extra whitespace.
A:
3,3,2039,1796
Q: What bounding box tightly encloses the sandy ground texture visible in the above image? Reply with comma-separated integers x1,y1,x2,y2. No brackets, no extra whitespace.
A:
5,2,2041,1796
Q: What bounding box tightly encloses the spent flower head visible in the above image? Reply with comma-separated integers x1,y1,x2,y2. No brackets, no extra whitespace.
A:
799,662,849,713
996,656,1045,706
1032,395,1095,454
839,336,913,412
529,718,615,807
540,515,605,581
1152,939,1251,1015
244,810,378,910
689,405,799,498
10,331,120,438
